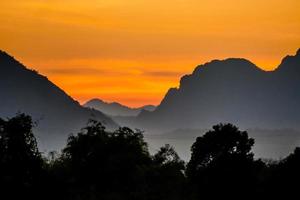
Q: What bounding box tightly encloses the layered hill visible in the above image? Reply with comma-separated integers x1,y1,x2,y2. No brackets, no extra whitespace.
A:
0,51,118,151
84,98,156,116
124,49,300,132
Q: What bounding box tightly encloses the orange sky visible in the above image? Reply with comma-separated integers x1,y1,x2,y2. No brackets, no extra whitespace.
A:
1,0,300,107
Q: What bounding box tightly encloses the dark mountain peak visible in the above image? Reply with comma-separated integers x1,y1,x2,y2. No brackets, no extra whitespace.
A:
142,105,156,111
0,50,40,76
276,48,300,73
155,58,265,112
84,98,156,117
0,50,24,67
177,58,263,91
0,50,8,57
86,99,125,108
0,50,20,67
0,50,13,60
0,52,117,151
86,98,105,104
131,48,300,133
193,58,261,76
111,102,124,107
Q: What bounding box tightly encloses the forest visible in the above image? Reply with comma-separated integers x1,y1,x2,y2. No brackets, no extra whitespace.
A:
0,114,299,200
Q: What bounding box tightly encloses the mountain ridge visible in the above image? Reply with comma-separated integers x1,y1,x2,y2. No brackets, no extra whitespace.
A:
0,50,118,151
116,49,300,132
84,98,156,117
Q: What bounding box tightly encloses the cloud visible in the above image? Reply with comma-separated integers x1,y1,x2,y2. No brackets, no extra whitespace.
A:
45,68,105,75
45,67,134,76
143,70,184,77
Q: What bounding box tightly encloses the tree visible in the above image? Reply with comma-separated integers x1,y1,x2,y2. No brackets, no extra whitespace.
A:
186,123,260,199
60,120,152,200
0,114,44,199
260,147,300,198
148,144,186,200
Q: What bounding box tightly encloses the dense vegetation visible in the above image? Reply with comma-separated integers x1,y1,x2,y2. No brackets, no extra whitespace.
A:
0,114,299,199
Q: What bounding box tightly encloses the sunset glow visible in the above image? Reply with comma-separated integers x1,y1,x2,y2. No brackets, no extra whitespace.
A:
1,0,300,107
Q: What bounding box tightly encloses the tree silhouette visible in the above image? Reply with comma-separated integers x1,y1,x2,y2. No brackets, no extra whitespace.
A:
3,115,300,200
148,144,185,200
52,121,190,200
0,114,44,199
260,147,300,198
59,120,152,200
186,123,261,199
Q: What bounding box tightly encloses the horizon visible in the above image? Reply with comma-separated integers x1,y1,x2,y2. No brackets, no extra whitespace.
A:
1,0,300,107
2,48,299,108
2,48,300,108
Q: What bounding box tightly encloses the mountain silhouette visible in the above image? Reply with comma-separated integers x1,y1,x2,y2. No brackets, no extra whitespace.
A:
84,98,156,116
118,49,300,132
0,51,118,151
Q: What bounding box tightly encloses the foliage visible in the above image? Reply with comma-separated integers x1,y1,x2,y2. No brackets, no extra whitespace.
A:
0,114,44,199
1,115,300,200
186,123,262,199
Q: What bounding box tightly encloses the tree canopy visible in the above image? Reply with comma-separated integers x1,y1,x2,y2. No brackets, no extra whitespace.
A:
0,114,44,199
0,115,299,200
186,123,262,199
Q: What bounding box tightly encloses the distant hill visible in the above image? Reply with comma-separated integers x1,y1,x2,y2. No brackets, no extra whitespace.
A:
119,49,300,132
0,51,118,151
84,98,156,116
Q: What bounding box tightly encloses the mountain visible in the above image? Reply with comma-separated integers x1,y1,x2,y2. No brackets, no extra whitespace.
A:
0,51,118,151
84,98,156,116
120,49,300,132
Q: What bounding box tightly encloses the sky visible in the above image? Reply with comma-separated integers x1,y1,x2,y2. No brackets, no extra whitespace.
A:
1,0,300,107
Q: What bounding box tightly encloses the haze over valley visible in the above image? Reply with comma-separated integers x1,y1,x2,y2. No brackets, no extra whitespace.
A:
1,49,300,160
